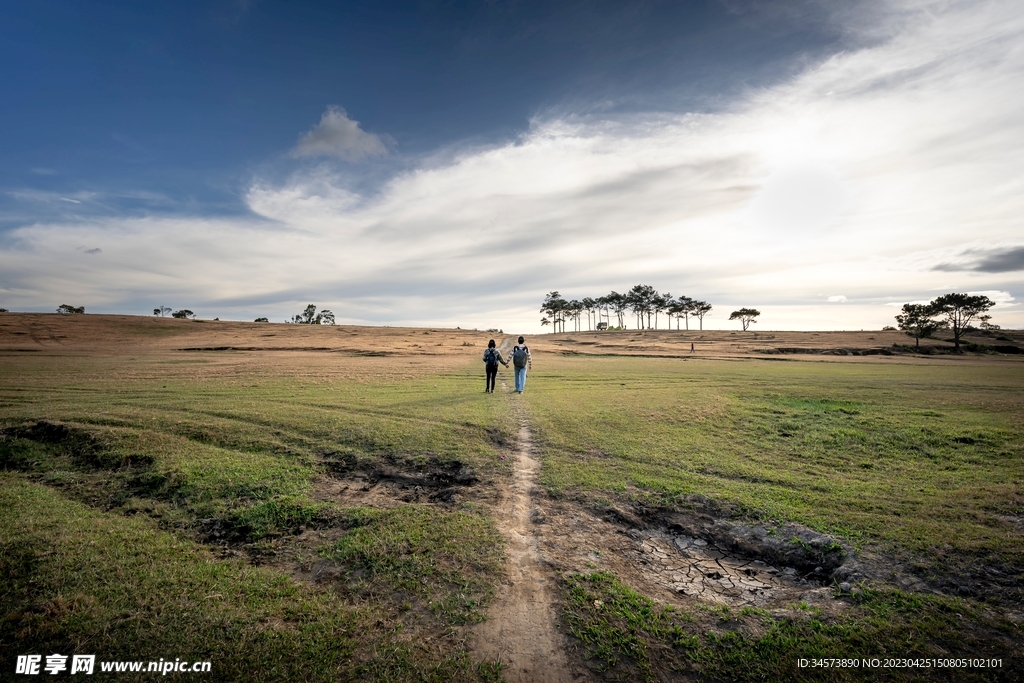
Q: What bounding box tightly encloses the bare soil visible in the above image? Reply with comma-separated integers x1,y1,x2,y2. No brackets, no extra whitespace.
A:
470,412,587,682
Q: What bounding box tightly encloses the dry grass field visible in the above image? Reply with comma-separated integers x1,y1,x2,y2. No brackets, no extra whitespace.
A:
1,313,1022,682
4,312,1020,359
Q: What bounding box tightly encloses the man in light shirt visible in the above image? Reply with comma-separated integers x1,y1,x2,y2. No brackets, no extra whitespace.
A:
509,336,532,393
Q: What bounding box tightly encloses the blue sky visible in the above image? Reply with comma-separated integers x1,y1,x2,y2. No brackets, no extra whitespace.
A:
2,0,1022,330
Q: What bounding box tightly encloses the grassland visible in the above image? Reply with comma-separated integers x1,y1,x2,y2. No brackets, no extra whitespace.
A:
1,324,517,681
524,356,1024,575
1,315,1022,681
521,354,1022,681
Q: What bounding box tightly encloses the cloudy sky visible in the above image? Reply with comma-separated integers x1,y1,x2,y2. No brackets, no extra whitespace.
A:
1,0,1021,331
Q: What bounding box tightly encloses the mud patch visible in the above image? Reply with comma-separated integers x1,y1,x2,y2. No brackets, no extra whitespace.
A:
1,421,107,468
321,451,478,488
368,458,478,489
660,511,847,576
318,452,479,507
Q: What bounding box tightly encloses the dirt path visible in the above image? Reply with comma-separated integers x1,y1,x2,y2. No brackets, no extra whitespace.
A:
470,387,584,682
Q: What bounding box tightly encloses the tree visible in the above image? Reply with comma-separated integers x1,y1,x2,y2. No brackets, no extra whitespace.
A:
627,284,657,329
626,288,642,328
729,307,760,331
608,291,628,329
0,308,8,313
582,297,597,331
56,304,85,314
153,306,171,317
540,291,567,333
979,315,1000,331
670,295,693,330
927,293,995,352
653,292,671,330
290,304,318,324
691,301,712,330
171,309,196,319
594,296,607,328
894,303,942,349
289,304,334,325
567,299,583,331
254,317,269,323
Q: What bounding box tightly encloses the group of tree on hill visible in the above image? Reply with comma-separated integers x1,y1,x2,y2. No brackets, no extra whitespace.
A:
287,304,335,325
895,293,996,352
57,304,85,314
153,306,195,319
541,286,714,332
541,286,765,333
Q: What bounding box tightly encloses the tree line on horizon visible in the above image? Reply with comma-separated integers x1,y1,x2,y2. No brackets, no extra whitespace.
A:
153,306,195,319
149,304,335,324
540,286,716,332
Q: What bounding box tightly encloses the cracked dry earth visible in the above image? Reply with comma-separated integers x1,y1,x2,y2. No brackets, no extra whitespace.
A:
620,529,832,607
528,499,841,620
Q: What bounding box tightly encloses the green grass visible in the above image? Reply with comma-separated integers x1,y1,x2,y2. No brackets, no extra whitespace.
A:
523,357,1024,580
320,505,504,625
562,570,1018,682
0,476,363,680
0,476,503,681
3,343,1023,680
0,352,513,681
0,352,516,519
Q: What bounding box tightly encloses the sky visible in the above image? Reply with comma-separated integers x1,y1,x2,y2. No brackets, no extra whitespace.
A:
1,0,1022,331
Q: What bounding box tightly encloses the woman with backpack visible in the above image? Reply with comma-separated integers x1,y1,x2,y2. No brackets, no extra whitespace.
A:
482,339,509,393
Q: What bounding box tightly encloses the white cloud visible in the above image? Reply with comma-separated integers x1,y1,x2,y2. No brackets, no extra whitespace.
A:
827,295,848,303
8,190,98,204
290,106,390,160
972,290,1016,308
2,0,1023,330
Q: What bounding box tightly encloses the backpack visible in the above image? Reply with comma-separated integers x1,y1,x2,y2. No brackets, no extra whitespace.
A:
483,348,497,364
513,345,529,368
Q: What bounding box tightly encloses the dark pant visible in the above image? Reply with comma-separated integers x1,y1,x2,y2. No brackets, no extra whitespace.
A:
485,363,498,392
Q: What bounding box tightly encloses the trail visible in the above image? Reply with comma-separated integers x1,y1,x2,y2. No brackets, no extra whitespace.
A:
470,381,582,682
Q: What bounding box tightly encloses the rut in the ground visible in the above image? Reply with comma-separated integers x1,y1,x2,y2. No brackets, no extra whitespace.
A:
470,389,582,682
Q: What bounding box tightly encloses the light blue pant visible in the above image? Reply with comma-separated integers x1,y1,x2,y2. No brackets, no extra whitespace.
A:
514,366,527,392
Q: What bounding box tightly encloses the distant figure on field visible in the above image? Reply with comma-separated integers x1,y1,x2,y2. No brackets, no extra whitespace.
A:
483,339,508,393
510,336,532,393
690,342,695,353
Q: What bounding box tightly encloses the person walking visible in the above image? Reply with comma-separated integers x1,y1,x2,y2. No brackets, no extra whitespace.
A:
510,336,532,393
482,339,508,393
